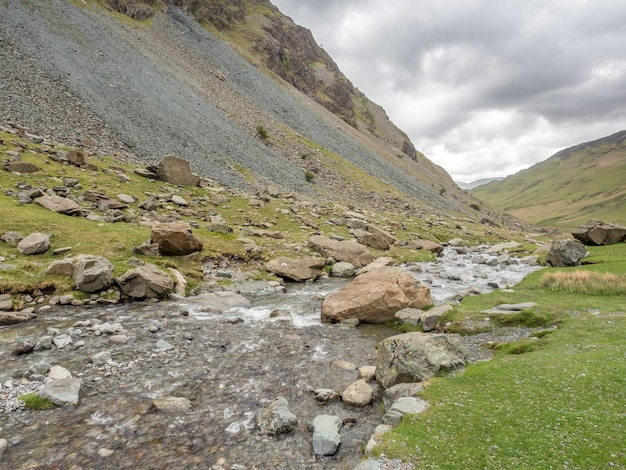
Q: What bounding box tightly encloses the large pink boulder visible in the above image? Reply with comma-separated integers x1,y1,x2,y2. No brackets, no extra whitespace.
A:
321,267,431,324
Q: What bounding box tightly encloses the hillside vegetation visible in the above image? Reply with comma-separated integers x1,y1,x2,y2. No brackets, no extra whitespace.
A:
472,131,626,230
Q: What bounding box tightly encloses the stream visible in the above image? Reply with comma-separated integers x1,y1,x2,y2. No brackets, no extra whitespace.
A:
0,247,542,469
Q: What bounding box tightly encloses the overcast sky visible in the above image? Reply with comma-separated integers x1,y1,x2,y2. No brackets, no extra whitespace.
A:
271,0,626,182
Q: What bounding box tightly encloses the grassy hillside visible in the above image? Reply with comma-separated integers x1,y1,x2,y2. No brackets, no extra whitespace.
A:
472,131,626,230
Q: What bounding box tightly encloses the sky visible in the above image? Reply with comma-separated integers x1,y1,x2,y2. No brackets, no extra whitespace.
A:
271,0,626,182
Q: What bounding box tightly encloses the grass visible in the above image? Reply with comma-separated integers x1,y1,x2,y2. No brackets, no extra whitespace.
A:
19,392,57,410
374,244,626,468
540,270,626,295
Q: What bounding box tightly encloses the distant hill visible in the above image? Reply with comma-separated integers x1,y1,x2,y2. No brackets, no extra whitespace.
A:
472,131,626,230
457,177,505,190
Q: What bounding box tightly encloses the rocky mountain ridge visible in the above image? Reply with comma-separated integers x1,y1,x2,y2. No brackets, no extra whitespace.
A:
0,0,489,221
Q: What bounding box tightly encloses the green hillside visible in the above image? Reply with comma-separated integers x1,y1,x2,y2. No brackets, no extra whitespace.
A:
472,131,626,230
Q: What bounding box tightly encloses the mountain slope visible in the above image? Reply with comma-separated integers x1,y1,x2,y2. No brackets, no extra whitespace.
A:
0,0,483,219
472,131,626,229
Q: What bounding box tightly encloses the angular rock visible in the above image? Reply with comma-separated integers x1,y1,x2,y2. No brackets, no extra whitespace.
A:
0,294,13,311
359,256,394,274
572,219,626,246
67,148,89,167
312,415,342,456
342,379,373,407
73,255,114,293
383,382,425,408
117,194,135,204
45,258,75,277
151,222,203,256
255,397,298,435
1,231,24,245
266,256,326,282
4,161,40,173
545,239,588,267
82,190,127,210
312,389,340,404
171,195,188,206
116,263,174,300
420,303,453,332
394,307,423,327
321,267,431,323
35,195,81,215
358,365,377,381
155,155,200,186
40,377,81,407
17,232,50,255
376,332,467,388
383,397,429,426
308,235,373,267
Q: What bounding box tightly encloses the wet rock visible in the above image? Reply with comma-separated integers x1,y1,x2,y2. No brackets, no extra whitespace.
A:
40,378,82,407
255,397,298,435
331,261,355,277
52,334,72,349
312,388,340,404
376,332,467,388
383,397,429,426
17,232,50,255
312,415,342,456
341,379,373,407
308,234,373,267
179,292,251,312
116,263,174,299
0,310,37,325
12,340,35,356
266,256,326,282
90,351,112,365
152,395,192,413
321,267,432,324
151,222,203,256
155,155,200,186
545,239,588,267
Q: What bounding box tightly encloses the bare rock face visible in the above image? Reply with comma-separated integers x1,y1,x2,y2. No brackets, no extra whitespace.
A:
376,332,468,388
155,155,200,186
321,267,431,324
266,256,326,282
545,239,588,267
151,222,203,256
116,263,174,299
572,219,626,246
17,232,50,255
308,235,373,267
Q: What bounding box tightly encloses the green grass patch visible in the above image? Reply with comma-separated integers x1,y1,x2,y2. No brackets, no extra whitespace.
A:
19,392,57,410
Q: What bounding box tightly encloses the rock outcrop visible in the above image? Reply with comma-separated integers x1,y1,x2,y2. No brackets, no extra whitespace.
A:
571,219,626,246
321,267,431,323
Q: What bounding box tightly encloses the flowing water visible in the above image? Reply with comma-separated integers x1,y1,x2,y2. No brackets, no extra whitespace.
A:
0,248,542,469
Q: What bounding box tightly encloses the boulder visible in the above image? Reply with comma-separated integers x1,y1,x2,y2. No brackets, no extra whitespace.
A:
376,332,467,388
266,256,326,282
0,310,37,325
331,261,355,277
410,239,444,256
72,255,114,293
67,148,89,167
312,415,342,456
321,267,432,324
420,303,453,332
394,307,423,327
116,263,174,299
45,258,76,277
383,397,429,426
1,231,23,245
82,190,127,210
155,155,200,186
342,379,373,407
545,240,588,267
40,377,82,407
151,222,203,256
383,382,424,408
4,161,39,173
255,397,298,435
572,220,626,246
355,230,392,250
17,232,50,255
359,256,394,274
308,235,373,267
35,195,81,215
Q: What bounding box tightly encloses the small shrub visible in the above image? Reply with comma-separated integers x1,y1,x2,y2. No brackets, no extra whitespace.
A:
19,392,57,410
489,310,557,328
495,339,541,355
304,171,315,182
438,187,446,195
256,125,269,140
469,203,481,211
